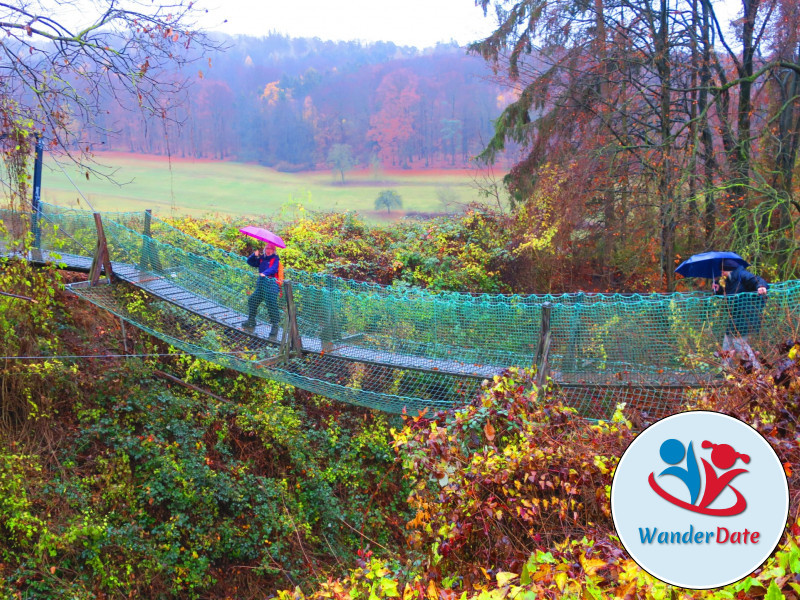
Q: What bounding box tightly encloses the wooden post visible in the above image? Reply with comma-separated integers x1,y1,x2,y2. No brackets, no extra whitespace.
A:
283,281,303,356
141,209,163,273
119,317,129,355
141,209,151,269
535,302,552,387
277,313,292,364
321,274,338,352
88,213,114,286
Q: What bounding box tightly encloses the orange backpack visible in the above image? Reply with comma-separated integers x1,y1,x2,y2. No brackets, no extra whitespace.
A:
277,261,284,296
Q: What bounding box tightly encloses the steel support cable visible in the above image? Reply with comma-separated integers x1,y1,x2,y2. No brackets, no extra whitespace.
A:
0,349,273,360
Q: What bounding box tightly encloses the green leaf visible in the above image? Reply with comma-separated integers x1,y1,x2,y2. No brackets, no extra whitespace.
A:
765,580,785,600
788,543,800,573
535,550,556,564
520,562,531,585
380,578,400,597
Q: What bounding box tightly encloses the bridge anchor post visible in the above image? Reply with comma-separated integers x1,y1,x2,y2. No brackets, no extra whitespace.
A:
140,209,164,273
283,281,303,357
88,213,114,286
535,301,552,387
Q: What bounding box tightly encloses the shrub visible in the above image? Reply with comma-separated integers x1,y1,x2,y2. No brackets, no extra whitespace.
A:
393,368,632,577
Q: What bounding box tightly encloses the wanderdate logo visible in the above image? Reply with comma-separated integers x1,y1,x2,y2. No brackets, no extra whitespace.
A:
648,438,749,516
611,411,788,589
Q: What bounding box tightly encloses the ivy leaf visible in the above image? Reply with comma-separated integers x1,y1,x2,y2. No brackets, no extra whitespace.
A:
535,550,556,564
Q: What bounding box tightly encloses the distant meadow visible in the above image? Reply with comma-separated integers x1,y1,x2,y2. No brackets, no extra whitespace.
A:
41,153,492,221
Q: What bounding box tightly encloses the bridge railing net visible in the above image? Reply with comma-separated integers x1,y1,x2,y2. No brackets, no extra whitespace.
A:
79,208,800,386
0,205,145,260
67,203,717,305
87,217,535,373
5,206,800,415
66,280,484,415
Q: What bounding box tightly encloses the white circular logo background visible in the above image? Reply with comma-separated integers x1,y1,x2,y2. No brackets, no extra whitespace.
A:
611,411,789,589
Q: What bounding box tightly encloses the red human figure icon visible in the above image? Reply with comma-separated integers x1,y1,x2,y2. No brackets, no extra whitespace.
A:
697,441,750,512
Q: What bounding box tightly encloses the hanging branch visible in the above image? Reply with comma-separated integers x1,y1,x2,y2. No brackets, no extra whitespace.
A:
0,1,225,177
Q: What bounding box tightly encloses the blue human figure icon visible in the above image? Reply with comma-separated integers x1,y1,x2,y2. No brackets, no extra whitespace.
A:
658,439,701,505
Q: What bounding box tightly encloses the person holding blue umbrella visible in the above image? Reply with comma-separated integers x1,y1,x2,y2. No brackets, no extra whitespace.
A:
675,252,768,370
715,258,768,370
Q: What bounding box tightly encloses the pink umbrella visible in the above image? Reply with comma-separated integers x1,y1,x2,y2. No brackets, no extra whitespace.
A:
239,226,286,248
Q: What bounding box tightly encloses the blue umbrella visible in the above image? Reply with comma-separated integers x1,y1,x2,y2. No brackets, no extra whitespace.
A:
675,251,749,279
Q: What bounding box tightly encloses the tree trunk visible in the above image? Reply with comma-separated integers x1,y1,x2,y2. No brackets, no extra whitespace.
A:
699,0,717,244
655,0,676,290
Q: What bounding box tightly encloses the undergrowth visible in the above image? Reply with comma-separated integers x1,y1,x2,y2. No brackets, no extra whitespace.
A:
2,217,800,598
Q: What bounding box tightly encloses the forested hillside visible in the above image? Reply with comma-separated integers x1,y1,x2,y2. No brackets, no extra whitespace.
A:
89,35,506,170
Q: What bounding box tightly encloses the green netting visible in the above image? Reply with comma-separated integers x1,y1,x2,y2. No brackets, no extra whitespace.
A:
51,201,714,304
66,281,482,414
0,205,143,263
3,205,799,416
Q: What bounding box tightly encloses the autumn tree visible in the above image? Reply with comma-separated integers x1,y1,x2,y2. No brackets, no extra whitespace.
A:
472,0,800,288
367,69,420,167
375,189,402,214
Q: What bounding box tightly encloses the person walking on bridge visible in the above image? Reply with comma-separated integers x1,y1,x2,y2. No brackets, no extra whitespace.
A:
714,258,768,370
242,242,281,339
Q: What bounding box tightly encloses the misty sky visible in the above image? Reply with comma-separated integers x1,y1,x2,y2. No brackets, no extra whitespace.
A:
40,0,744,50
196,0,743,48
198,0,500,48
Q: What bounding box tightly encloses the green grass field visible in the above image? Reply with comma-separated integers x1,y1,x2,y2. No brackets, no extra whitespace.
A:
40,153,493,220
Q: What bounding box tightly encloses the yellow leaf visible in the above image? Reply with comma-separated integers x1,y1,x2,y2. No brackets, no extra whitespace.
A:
496,572,518,587
580,555,607,576
593,455,609,474
427,579,438,600
554,572,568,591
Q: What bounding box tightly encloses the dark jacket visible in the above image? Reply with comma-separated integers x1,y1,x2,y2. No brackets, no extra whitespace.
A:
247,252,280,278
714,265,768,336
714,265,768,296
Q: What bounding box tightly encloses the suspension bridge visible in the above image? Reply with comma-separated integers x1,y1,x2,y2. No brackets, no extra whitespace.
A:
3,203,798,417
